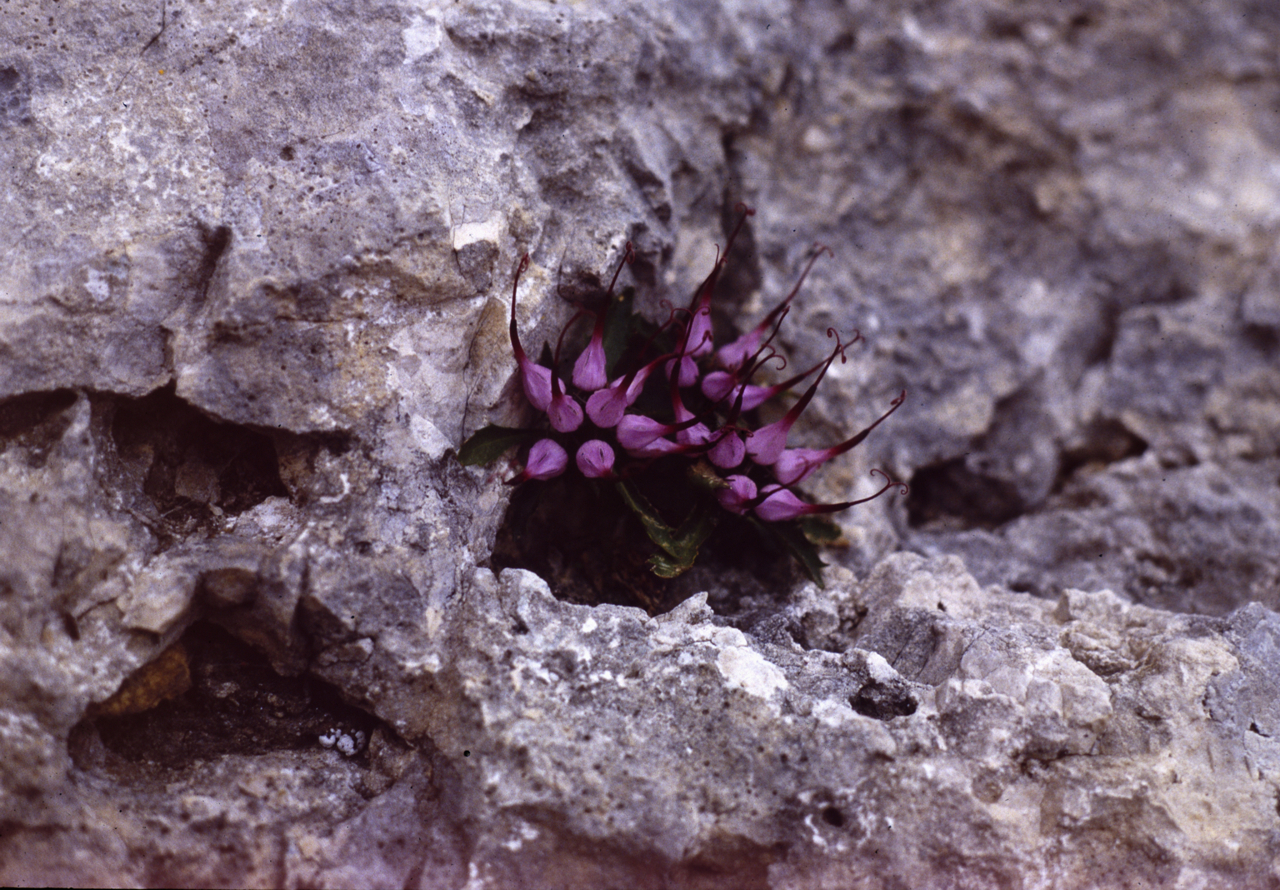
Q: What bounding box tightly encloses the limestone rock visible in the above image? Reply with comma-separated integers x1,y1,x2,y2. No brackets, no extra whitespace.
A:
2,0,1279,887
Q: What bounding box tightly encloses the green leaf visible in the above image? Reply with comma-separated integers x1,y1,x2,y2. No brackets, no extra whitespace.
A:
648,551,691,579
456,425,535,467
616,481,719,578
755,518,829,588
800,516,843,546
616,480,680,552
668,502,718,561
686,459,729,494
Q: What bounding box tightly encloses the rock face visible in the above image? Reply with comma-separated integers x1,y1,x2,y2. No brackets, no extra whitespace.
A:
2,0,1279,887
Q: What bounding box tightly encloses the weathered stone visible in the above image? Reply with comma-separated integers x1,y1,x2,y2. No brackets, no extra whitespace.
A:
2,0,1279,886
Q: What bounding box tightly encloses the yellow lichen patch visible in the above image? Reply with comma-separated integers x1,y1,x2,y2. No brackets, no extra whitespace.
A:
91,642,191,717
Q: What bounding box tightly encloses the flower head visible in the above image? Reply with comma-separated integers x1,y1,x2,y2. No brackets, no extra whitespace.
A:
470,212,908,583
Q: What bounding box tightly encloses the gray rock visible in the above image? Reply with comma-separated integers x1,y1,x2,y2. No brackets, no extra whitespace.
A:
2,0,1279,886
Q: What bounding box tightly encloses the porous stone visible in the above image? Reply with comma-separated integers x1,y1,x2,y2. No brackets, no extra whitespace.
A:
2,0,1279,887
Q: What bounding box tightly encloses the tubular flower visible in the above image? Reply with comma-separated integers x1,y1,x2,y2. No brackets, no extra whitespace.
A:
744,329,859,466
576,439,617,479
716,243,831,371
753,470,909,522
573,242,635,391
507,438,569,484
773,391,906,485
717,474,758,515
475,207,907,572
508,255,555,412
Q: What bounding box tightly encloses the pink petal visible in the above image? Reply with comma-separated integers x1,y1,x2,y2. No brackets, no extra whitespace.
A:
572,336,608,391
616,414,670,450
576,439,616,478
519,358,553,412
716,474,758,514
708,431,746,469
586,385,628,428
525,439,568,480
774,448,825,486
754,487,811,522
547,392,583,433
744,419,790,465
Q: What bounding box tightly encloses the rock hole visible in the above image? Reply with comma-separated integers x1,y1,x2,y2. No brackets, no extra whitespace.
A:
905,456,1026,529
490,461,797,616
0,388,78,468
821,806,846,828
849,681,918,720
1053,418,1148,493
79,621,378,771
97,385,288,539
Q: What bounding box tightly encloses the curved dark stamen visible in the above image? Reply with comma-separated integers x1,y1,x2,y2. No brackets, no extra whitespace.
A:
856,468,910,503
796,468,910,515
758,243,831,330
509,254,533,356
554,307,591,366
871,467,911,497
606,241,635,297
824,391,907,459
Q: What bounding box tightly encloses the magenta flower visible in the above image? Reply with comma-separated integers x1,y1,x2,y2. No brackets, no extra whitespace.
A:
773,391,906,485
745,329,857,466
572,242,635,391
707,428,746,469
546,383,584,433
716,243,830,371
716,474,758,514
507,438,569,484
753,470,908,521
508,255,555,412
572,315,609,392
585,353,664,428
473,207,908,583
576,439,617,479
701,348,829,412
615,414,674,451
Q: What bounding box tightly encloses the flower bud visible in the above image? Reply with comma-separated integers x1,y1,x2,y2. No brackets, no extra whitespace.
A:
576,439,616,479
716,474,758,515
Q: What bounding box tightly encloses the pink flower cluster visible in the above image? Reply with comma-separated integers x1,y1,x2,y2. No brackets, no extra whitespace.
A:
507,208,906,522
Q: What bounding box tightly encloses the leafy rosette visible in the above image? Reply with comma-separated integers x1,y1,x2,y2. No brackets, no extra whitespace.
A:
460,206,906,584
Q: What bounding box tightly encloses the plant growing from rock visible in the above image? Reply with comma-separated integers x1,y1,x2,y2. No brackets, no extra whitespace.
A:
460,206,906,585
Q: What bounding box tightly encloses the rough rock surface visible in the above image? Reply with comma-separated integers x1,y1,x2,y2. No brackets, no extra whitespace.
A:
2,0,1279,887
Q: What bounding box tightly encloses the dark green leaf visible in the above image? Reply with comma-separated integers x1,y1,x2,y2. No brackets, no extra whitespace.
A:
456,425,535,467
617,481,719,578
755,518,828,588
668,502,718,561
616,480,680,552
648,552,691,579
800,516,843,545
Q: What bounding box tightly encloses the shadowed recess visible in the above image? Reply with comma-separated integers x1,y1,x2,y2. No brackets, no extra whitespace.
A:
99,384,288,537
905,457,1026,529
80,621,377,770
490,461,800,616
0,388,78,468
